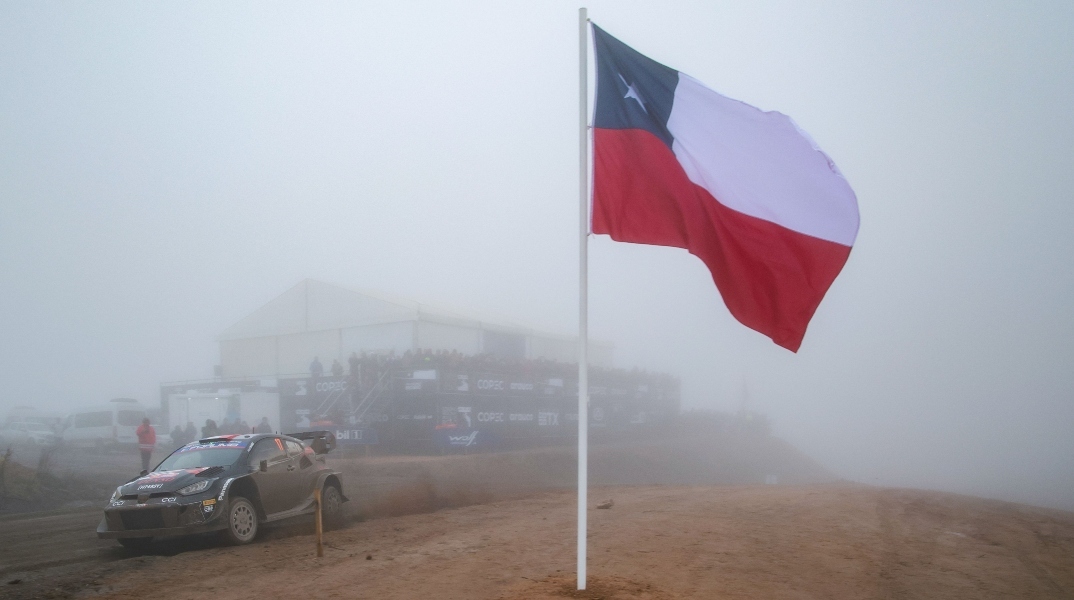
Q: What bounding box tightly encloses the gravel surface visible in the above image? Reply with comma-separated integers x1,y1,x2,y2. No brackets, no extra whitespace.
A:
4,484,1072,599
6,429,1069,598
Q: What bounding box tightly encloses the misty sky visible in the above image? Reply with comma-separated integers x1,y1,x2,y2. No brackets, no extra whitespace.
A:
2,1,1073,510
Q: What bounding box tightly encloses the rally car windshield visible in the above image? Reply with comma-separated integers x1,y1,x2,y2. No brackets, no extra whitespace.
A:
156,447,244,470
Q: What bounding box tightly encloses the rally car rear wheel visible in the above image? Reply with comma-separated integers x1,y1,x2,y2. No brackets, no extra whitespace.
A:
322,484,344,530
220,496,259,545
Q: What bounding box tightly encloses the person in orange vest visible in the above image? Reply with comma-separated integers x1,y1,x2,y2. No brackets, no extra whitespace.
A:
136,418,156,475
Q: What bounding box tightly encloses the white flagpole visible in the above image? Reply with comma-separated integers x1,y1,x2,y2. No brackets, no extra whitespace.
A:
576,5,589,592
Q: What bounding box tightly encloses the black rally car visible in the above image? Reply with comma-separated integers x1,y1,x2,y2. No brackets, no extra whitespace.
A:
97,431,346,549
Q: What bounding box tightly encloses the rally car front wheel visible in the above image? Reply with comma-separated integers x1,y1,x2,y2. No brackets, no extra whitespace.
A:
220,496,259,545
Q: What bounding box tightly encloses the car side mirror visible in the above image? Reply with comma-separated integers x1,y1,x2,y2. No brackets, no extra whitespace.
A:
259,460,268,472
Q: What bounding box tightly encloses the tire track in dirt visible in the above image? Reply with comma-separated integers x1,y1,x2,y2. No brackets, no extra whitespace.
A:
875,492,906,599
5,485,1074,600
966,511,1070,597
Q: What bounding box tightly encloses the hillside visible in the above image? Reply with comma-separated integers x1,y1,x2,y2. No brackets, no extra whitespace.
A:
337,421,836,518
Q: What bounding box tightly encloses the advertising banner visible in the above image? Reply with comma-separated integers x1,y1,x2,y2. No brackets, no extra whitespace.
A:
325,426,378,446
436,428,499,449
163,365,680,450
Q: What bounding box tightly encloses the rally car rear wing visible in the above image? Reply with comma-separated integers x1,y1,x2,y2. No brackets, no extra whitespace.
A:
285,430,338,455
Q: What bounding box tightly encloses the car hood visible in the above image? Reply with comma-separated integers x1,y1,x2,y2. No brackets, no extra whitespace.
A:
119,467,222,495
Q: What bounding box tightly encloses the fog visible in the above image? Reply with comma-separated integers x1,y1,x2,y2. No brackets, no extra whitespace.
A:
2,2,1072,510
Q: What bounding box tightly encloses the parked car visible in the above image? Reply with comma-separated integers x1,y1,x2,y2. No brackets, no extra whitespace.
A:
3,406,64,431
0,421,59,447
62,398,146,448
154,430,174,451
96,431,345,550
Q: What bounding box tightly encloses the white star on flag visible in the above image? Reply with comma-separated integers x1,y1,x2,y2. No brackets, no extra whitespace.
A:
618,73,646,113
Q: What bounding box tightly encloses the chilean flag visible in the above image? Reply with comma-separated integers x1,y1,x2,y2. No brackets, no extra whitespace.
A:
591,24,860,352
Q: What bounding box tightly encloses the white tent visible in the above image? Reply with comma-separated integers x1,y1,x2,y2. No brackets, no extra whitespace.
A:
217,279,612,377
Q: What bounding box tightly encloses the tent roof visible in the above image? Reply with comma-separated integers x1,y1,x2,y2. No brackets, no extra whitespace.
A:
218,279,567,341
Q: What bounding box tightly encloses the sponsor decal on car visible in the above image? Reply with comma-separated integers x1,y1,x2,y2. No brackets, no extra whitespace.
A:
137,483,164,490
178,440,248,452
133,467,206,485
217,477,235,501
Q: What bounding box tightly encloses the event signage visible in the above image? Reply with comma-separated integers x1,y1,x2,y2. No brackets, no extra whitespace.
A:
436,428,499,449
162,363,680,452
327,427,378,446
397,378,437,394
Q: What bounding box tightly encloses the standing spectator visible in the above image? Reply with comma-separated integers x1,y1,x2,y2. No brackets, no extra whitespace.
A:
310,356,323,377
202,419,219,438
184,421,197,443
348,351,360,377
136,418,156,475
254,417,272,434
331,359,344,377
170,424,184,448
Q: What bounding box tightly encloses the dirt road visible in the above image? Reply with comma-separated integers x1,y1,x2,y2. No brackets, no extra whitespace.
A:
4,430,1070,598
5,484,1072,599
0,427,832,579
0,508,116,574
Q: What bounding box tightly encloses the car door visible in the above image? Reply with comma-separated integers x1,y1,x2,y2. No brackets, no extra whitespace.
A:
284,439,317,510
247,437,293,516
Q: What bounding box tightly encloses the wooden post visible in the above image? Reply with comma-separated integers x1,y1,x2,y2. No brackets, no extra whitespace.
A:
314,487,324,557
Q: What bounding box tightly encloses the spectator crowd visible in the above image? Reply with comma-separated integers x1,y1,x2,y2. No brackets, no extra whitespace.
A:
307,348,680,402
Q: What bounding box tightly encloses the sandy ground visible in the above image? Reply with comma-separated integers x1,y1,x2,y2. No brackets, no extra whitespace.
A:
5,483,1074,599
2,430,1072,598
0,426,833,578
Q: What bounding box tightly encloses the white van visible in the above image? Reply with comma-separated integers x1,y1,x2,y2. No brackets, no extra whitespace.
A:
62,398,147,448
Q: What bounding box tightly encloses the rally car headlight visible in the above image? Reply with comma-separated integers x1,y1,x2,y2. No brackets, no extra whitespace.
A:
110,487,122,502
177,479,216,496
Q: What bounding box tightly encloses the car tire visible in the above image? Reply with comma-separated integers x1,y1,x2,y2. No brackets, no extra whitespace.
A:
321,484,344,530
220,496,259,545
117,537,154,552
